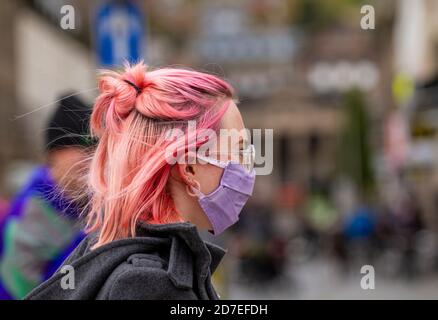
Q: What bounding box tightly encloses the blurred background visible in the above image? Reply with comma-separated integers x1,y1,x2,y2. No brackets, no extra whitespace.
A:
2,0,438,299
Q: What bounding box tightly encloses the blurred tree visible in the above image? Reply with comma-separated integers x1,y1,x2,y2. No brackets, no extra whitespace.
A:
292,0,372,32
338,89,375,201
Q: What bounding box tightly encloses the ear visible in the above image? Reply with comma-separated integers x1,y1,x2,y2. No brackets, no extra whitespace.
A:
176,163,197,186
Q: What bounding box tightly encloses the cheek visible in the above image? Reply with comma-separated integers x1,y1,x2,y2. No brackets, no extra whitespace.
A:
64,156,86,177
59,153,87,186
196,165,224,195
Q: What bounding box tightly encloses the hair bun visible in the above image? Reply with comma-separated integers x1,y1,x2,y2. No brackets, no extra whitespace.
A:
92,62,150,135
122,62,150,95
123,80,142,96
100,62,150,118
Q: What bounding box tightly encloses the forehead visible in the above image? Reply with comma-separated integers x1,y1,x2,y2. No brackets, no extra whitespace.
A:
220,100,245,132
217,100,248,148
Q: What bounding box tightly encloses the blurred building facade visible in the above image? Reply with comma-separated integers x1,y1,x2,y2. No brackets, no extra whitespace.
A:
0,0,388,206
393,0,438,232
3,0,438,238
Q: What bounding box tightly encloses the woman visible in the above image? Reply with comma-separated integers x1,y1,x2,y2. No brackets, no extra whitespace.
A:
26,62,255,300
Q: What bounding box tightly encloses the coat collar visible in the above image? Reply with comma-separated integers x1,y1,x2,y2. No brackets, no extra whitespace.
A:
136,222,227,289
25,222,226,300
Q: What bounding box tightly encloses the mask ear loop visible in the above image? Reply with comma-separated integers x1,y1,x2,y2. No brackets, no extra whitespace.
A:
197,154,228,168
186,180,201,197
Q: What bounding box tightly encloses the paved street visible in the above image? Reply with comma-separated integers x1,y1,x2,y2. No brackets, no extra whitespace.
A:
228,257,438,299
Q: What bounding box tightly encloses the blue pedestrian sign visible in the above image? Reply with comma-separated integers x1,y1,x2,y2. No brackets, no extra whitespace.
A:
94,1,145,67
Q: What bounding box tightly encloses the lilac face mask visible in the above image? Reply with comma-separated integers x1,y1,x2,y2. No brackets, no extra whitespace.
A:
191,154,256,235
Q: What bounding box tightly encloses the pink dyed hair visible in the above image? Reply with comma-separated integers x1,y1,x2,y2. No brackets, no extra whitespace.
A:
86,62,234,248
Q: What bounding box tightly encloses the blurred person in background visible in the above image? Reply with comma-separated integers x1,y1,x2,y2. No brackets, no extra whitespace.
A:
0,200,8,225
25,62,256,300
233,181,299,287
234,202,277,285
339,203,378,272
0,94,95,299
388,188,424,279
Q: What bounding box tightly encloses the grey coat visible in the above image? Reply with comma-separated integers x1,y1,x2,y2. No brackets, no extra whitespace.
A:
25,222,227,300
